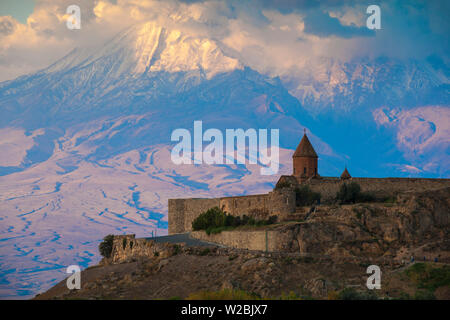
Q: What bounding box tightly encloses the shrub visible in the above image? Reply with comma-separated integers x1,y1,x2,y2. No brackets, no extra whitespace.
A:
405,263,450,292
397,292,411,300
338,287,378,300
99,234,114,258
295,186,321,206
414,290,436,300
173,244,181,255
274,181,292,190
384,196,396,203
206,226,233,235
198,248,211,256
336,182,361,203
267,215,278,225
192,207,277,233
336,182,375,204
241,215,256,226
278,291,302,300
353,207,363,219
225,214,235,227
231,215,241,227
192,207,227,231
327,290,339,300
359,191,375,202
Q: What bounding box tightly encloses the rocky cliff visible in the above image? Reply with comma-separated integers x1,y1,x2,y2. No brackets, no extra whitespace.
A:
192,187,450,262
34,187,449,300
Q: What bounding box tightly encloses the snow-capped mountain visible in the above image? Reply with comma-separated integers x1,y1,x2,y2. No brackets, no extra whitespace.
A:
0,22,242,127
0,21,448,299
282,56,449,115
280,56,449,179
0,21,324,299
47,22,242,79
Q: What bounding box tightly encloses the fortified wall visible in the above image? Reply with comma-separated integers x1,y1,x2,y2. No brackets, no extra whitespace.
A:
109,234,180,263
169,177,450,234
168,189,296,234
278,175,450,202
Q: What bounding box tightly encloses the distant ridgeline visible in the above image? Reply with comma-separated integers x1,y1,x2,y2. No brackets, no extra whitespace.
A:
168,133,450,234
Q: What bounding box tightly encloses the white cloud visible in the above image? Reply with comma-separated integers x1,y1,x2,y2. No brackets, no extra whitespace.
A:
0,0,447,82
328,4,367,27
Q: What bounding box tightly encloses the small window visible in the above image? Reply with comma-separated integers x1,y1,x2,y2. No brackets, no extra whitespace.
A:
304,167,306,174
315,168,317,175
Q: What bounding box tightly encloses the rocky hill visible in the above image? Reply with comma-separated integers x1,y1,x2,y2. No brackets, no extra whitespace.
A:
35,187,450,300
277,186,450,260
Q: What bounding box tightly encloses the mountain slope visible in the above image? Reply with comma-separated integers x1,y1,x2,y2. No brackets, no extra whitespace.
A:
283,56,449,115
0,21,330,299
0,20,448,299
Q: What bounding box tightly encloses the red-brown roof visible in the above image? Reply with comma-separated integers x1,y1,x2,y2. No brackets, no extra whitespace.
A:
293,134,318,158
340,167,351,179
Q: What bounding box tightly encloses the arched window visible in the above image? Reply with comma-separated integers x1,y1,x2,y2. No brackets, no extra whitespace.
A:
304,167,306,174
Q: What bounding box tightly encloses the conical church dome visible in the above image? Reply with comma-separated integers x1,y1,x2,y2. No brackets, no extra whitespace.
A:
340,167,351,179
293,133,318,158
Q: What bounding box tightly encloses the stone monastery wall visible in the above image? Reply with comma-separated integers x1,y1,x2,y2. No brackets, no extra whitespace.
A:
169,177,450,234
306,177,450,202
168,190,296,234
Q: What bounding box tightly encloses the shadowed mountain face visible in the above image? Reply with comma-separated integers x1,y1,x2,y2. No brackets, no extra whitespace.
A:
0,22,448,298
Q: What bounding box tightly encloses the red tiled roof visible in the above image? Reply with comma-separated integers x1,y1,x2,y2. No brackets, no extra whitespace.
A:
293,134,318,158
340,167,351,179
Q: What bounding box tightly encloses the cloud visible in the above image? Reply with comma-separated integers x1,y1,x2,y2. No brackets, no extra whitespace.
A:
303,10,374,38
0,16,16,36
0,0,448,82
400,165,422,174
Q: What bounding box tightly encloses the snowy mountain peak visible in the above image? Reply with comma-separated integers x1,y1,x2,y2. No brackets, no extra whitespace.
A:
45,21,243,79
134,22,242,77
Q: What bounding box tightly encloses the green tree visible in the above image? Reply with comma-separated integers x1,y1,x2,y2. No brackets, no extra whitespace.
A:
192,207,227,231
336,182,361,203
336,182,375,204
99,234,114,258
295,185,321,206
192,207,277,233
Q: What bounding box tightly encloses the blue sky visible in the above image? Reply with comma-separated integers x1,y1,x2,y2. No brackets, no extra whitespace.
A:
0,0,34,23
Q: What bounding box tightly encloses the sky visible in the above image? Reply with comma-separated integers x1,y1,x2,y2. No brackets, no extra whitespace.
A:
0,0,448,82
0,0,35,24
